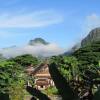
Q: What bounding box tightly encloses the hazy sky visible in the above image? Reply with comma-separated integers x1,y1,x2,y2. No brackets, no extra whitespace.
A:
0,0,100,48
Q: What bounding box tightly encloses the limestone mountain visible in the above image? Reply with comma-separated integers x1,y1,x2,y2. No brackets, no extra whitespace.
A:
29,38,49,45
81,27,100,47
64,27,100,55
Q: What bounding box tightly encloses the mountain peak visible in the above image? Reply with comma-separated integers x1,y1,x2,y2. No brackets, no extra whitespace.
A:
29,38,49,45
81,27,100,47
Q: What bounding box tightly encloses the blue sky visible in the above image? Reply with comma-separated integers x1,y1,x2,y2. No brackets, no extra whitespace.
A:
0,0,100,48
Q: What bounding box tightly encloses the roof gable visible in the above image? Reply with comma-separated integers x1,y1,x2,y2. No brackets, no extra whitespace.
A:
32,64,49,75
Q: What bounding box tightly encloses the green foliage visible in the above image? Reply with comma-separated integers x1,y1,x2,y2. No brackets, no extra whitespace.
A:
43,87,58,95
49,63,79,100
9,81,25,100
0,60,26,99
0,54,39,99
50,53,100,99
50,56,79,81
11,54,39,67
73,41,100,67
0,40,99,99
0,61,19,93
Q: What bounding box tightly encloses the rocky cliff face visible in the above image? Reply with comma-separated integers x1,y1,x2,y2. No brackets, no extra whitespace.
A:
81,27,100,47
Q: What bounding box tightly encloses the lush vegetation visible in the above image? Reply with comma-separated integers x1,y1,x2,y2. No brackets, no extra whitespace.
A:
43,87,58,96
10,54,39,67
0,54,39,100
0,60,25,99
0,40,100,100
73,41,100,67
48,41,100,99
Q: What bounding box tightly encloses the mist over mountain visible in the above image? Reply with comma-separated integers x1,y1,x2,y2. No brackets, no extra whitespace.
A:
0,54,6,61
29,38,49,45
63,43,81,55
0,38,65,58
0,27,100,58
64,27,100,55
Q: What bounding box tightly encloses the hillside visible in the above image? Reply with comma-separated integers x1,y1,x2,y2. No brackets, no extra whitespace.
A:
81,27,100,47
73,28,100,66
73,40,100,66
64,27,100,55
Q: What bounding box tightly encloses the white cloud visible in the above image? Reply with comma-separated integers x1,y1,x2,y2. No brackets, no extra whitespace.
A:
0,43,66,58
83,13,100,34
0,10,63,28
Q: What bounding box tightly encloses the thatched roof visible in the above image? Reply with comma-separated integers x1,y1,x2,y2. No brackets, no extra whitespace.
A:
32,64,49,75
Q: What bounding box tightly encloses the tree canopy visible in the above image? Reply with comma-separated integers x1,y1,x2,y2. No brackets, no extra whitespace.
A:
11,54,39,67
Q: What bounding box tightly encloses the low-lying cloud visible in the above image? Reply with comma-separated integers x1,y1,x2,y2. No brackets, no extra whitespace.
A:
0,43,66,58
